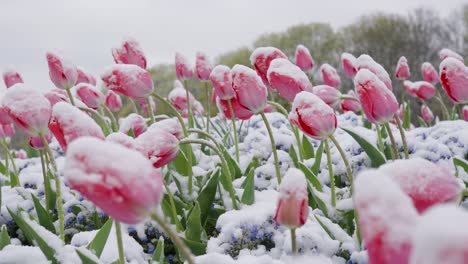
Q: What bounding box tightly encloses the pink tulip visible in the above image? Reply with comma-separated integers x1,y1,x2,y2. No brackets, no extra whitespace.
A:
64,137,163,224
355,54,393,90
46,52,78,89
2,84,51,136
44,89,69,106
49,102,105,152
439,57,468,104
463,106,468,121
294,45,314,72
137,97,156,115
264,104,275,113
168,87,195,112
354,171,418,264
421,62,439,84
354,69,399,124
311,85,342,109
410,205,468,264
76,67,97,85
250,47,287,87
29,133,52,150
216,96,253,120
105,91,122,112
2,69,23,88
274,168,308,227
395,56,411,80
14,149,27,159
320,64,341,87
0,124,15,138
75,83,103,110
148,118,183,140
135,128,179,168
112,38,147,69
289,91,337,140
341,90,361,113
341,53,357,79
0,107,12,125
175,52,193,80
379,158,461,213
267,58,312,102
231,64,268,114
119,113,147,137
195,52,213,81
101,64,153,99
106,132,137,150
439,48,464,62
403,81,436,100
421,105,434,123
210,65,235,100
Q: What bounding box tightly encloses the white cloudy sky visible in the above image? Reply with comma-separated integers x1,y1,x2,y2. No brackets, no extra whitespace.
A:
0,0,464,89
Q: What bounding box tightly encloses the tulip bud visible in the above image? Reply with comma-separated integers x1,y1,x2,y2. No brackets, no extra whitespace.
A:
44,89,69,106
421,105,434,123
311,85,342,109
112,38,147,69
135,128,179,168
14,149,27,159
64,137,163,224
2,69,23,88
320,64,341,87
75,83,103,110
355,54,393,90
395,56,411,80
2,84,51,136
210,65,235,100
267,58,312,102
106,132,137,150
439,57,468,104
341,90,361,113
76,67,97,85
354,69,399,124
168,87,195,112
250,47,287,87
216,96,254,120
0,123,15,138
148,118,183,140
46,52,78,89
29,133,52,150
403,81,436,100
421,62,439,84
294,45,314,72
195,52,213,81
101,64,153,99
231,64,268,114
105,91,122,112
341,53,357,79
274,168,308,227
439,48,464,62
289,91,336,140
137,97,156,115
463,106,468,121
175,52,193,80
119,113,147,137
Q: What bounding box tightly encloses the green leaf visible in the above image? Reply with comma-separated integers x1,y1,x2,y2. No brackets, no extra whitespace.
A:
302,135,315,159
186,202,202,241
8,208,59,264
417,117,427,127
127,128,135,138
46,171,57,218
31,194,56,233
314,215,336,240
197,170,220,226
76,249,100,264
311,141,324,175
222,147,242,179
307,184,328,216
182,238,206,255
151,236,165,263
87,218,113,258
241,167,255,205
243,158,260,179
298,162,323,192
454,158,468,173
341,128,386,168
0,225,11,250
171,146,190,176
363,118,372,129
289,144,299,168
403,103,411,129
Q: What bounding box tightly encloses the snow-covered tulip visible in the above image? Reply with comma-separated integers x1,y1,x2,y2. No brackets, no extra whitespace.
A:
410,205,468,264
395,56,410,80
14,149,27,159
0,123,15,138
76,67,97,85
64,137,163,224
320,64,341,87
311,85,342,109
105,91,122,112
210,65,235,100
193,100,205,115
250,47,287,86
75,83,103,110
379,158,461,213
294,45,314,72
2,69,23,88
195,52,212,81
148,118,183,140
175,52,193,80
135,128,179,168
216,96,253,120
341,53,357,79
44,89,69,106
403,81,436,100
463,106,468,121
101,64,153,99
112,38,147,69
439,48,464,62
29,133,51,149
138,96,156,115
274,168,308,227
231,64,268,114
0,106,12,125
341,90,361,112
168,87,195,112
354,69,399,124
439,57,468,104
2,84,51,136
267,58,312,102
289,91,337,140
421,62,439,84
49,102,105,152
46,52,78,89
106,132,137,150
355,54,393,90
119,113,147,137
421,105,434,123
354,171,418,264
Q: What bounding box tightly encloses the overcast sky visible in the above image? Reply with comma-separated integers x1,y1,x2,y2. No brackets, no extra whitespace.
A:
0,0,465,90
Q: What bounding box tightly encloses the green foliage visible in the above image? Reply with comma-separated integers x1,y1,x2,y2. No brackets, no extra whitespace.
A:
342,128,386,168
87,218,113,258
